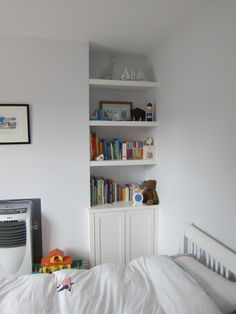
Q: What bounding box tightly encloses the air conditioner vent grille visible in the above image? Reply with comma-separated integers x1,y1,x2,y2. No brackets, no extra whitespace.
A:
0,221,26,248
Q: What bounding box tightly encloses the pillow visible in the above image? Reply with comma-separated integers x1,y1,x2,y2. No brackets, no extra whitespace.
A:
174,255,236,314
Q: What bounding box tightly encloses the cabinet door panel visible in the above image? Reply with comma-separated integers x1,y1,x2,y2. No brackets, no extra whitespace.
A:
126,209,154,263
95,211,125,265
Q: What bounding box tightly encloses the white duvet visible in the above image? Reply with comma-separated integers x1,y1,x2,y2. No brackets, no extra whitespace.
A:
0,256,222,314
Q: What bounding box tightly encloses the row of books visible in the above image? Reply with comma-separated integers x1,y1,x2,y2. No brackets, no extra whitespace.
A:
90,176,143,206
90,132,143,161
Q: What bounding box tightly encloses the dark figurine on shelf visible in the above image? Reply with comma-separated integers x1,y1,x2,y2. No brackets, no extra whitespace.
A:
131,107,146,121
146,103,153,121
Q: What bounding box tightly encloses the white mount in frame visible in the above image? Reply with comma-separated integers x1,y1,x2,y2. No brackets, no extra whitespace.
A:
0,104,30,144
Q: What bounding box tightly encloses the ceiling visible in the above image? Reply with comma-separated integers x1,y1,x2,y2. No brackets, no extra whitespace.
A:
0,0,209,54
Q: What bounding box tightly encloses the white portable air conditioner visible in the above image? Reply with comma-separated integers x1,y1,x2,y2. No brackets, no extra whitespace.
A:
0,200,33,277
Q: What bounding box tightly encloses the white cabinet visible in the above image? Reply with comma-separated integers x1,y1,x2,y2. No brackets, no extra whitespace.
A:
125,208,154,263
94,211,125,265
89,203,158,267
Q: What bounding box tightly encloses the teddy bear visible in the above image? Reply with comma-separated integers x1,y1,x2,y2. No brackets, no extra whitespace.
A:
142,180,159,205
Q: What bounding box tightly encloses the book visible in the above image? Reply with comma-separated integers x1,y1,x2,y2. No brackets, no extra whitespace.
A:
122,142,127,160
110,142,114,160
103,139,108,160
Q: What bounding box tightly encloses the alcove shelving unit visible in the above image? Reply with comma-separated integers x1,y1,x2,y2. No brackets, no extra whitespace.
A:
89,78,159,167
89,56,159,266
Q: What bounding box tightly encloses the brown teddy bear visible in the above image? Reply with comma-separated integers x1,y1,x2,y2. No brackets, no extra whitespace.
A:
142,180,159,205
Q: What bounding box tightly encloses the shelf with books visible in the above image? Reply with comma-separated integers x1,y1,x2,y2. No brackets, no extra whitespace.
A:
89,120,159,127
90,132,156,162
90,176,143,207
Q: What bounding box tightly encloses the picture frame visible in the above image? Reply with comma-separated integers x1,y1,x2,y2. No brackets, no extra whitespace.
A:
99,101,133,121
143,145,155,160
0,104,30,144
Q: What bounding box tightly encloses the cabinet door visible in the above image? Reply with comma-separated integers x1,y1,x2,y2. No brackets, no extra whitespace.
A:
94,211,125,265
126,208,155,263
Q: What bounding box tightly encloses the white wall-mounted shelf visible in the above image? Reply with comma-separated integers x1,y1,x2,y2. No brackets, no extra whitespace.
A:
89,120,159,127
90,160,157,167
89,79,159,90
89,201,159,213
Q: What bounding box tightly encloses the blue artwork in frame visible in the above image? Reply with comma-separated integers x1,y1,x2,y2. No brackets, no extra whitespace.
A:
0,104,30,144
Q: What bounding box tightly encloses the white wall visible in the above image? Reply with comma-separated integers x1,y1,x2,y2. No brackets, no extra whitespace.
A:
0,37,90,259
150,0,236,255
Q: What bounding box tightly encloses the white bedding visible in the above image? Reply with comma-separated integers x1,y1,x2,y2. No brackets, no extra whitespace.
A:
0,255,222,314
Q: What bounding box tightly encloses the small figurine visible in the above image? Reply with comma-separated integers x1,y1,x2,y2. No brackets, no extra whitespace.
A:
146,103,153,121
90,109,111,121
131,108,146,121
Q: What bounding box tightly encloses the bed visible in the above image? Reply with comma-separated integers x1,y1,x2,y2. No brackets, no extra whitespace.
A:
0,225,235,314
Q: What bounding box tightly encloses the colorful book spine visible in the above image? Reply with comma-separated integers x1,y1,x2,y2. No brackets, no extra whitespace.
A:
110,143,114,160
122,142,127,160
95,135,99,158
103,139,108,160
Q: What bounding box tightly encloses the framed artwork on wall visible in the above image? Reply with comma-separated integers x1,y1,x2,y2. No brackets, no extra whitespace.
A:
0,104,30,144
99,101,133,121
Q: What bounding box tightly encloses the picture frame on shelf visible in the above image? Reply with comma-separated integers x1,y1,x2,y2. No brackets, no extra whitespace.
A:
99,101,133,121
0,104,30,144
143,145,155,160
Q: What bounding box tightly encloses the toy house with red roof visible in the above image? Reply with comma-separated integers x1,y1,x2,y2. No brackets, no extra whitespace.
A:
41,248,72,273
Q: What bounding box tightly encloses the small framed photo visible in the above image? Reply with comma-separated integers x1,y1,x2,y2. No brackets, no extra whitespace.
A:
143,145,155,160
0,104,30,144
99,101,133,121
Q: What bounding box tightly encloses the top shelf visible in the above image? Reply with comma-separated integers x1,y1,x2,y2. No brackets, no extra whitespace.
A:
89,79,159,90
